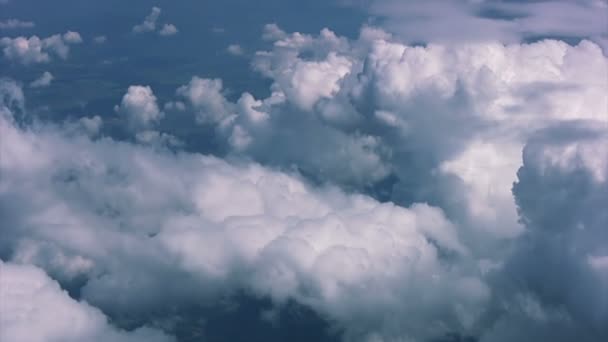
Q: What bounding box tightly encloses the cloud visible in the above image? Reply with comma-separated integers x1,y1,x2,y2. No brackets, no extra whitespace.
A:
63,31,83,44
227,44,244,56
1,78,489,342
479,122,608,342
159,27,606,339
175,77,233,124
1,8,607,341
30,71,54,88
0,261,174,342
0,31,82,64
133,6,161,33
349,0,608,49
160,26,606,250
159,24,178,36
0,18,35,29
132,7,177,37
114,85,163,131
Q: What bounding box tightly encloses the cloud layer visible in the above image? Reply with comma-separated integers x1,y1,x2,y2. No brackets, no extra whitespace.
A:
0,2,607,341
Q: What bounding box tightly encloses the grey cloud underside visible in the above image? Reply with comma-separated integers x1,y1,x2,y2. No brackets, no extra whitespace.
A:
1,2,608,341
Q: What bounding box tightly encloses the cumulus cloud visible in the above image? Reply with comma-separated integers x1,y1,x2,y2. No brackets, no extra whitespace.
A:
63,31,83,44
1,6,607,341
159,24,178,36
0,18,35,29
114,85,163,131
152,26,607,339
1,78,490,342
161,26,606,250
0,261,173,342
479,123,608,342
29,71,54,88
133,6,161,33
0,31,82,64
227,44,244,56
175,77,233,124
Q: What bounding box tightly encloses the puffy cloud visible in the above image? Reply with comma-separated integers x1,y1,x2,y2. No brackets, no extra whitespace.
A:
479,123,608,342
133,7,177,37
227,44,244,56
74,115,104,137
1,10,607,342
133,7,161,33
159,24,178,36
114,85,163,131
0,18,35,29
63,31,83,44
175,77,233,124
0,261,174,342
162,27,606,250
1,79,490,342
29,71,54,88
0,31,82,64
262,23,287,41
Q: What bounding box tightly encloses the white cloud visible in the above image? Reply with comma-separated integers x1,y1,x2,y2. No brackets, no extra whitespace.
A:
227,44,244,56
0,31,82,64
1,79,489,342
114,85,163,131
133,7,178,37
29,71,54,88
1,11,607,341
351,0,608,49
78,115,103,136
158,24,178,36
63,31,83,44
0,261,174,342
168,27,606,241
133,7,161,33
0,18,35,29
262,23,287,41
175,77,233,124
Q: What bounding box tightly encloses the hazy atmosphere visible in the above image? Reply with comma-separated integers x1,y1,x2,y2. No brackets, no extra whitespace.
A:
1,1,607,341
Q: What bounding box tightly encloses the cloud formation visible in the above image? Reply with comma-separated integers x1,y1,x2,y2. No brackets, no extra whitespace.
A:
0,78,487,341
30,71,54,88
159,24,178,36
227,44,244,56
114,85,163,131
162,26,606,250
0,18,35,29
0,31,82,64
0,261,174,342
349,0,608,49
133,7,161,33
133,7,178,36
0,2,607,340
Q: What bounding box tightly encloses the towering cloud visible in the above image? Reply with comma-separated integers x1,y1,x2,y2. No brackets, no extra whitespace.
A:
114,85,163,131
